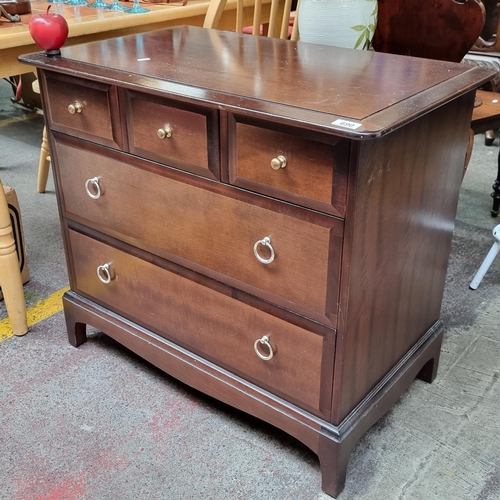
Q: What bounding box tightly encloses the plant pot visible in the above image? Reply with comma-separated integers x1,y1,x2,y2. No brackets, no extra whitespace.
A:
298,0,378,49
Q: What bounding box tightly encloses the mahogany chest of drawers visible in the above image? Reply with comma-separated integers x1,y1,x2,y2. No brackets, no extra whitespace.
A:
20,26,492,497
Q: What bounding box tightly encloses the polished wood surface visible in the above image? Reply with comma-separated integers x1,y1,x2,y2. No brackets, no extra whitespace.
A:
22,27,492,497
372,0,500,216
22,25,492,137
53,132,343,325
229,118,349,217
126,90,217,179
334,91,475,422
472,88,500,133
44,73,121,147
68,228,332,417
373,0,485,63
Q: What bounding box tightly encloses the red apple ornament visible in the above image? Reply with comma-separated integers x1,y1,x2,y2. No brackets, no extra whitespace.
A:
28,6,69,56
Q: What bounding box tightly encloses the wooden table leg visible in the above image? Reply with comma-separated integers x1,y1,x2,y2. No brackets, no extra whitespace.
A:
37,126,50,194
0,180,27,335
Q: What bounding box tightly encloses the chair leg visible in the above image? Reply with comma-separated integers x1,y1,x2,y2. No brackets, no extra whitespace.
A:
37,126,51,194
485,129,495,146
464,129,474,179
470,224,500,290
0,180,27,335
491,148,500,217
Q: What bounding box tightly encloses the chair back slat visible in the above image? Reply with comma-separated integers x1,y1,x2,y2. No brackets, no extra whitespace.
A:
252,0,263,35
203,0,299,41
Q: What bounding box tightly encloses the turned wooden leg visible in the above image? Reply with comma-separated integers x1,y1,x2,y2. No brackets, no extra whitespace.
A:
491,148,500,217
318,434,355,498
37,126,51,194
63,294,87,346
0,180,27,336
463,128,474,179
485,129,495,146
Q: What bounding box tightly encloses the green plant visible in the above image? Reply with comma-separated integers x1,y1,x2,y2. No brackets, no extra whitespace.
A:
351,1,378,50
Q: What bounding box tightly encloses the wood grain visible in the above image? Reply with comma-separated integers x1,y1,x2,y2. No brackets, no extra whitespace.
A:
53,135,343,325
126,90,219,180
44,73,123,149
67,228,333,417
20,26,494,138
228,115,349,217
332,91,475,423
24,26,490,498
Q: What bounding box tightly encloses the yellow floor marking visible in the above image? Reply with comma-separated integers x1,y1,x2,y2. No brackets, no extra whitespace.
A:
0,112,39,128
0,286,70,342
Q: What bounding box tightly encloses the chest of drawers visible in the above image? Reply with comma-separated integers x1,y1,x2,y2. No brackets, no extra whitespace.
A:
20,26,492,497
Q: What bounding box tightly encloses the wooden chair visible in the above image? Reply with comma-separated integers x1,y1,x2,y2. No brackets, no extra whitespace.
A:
372,0,485,63
203,0,300,40
0,179,28,335
372,0,500,214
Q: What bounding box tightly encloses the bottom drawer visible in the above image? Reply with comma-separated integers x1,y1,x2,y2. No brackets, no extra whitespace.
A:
67,229,333,417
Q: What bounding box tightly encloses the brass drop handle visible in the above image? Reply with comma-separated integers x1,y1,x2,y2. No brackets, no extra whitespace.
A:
68,101,83,114
270,155,287,170
157,125,173,139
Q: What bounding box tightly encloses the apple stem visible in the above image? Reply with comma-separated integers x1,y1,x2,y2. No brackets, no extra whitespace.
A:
46,5,51,14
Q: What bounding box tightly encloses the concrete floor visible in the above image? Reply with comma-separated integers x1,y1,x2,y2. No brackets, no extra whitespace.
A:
0,78,499,500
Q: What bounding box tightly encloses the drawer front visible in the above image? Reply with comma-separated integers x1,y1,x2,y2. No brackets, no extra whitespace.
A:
54,137,342,325
228,116,349,217
67,229,333,417
44,73,122,149
126,91,219,180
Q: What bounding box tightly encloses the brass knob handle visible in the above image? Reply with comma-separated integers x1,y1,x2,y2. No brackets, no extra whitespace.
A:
270,155,287,170
157,125,173,139
253,335,274,360
68,101,83,114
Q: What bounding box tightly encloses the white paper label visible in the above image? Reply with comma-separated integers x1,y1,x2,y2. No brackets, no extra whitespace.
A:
331,119,362,130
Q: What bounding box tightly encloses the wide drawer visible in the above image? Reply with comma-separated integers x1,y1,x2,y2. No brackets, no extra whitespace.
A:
54,136,342,326
125,90,219,180
228,116,349,217
67,229,333,417
43,73,122,150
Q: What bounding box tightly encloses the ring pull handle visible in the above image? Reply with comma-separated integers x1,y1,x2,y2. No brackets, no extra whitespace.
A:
68,101,83,114
85,176,102,199
253,335,274,361
270,155,287,170
253,236,275,264
157,124,173,139
96,263,113,284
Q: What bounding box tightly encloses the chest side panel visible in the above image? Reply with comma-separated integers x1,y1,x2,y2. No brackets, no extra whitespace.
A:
332,92,474,423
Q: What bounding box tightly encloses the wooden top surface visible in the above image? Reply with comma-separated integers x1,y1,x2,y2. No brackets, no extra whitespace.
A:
19,25,495,138
0,0,211,50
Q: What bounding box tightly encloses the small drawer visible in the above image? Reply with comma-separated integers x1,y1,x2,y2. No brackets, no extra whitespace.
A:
228,116,349,217
54,136,342,326
125,90,220,180
67,229,333,417
43,73,122,149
